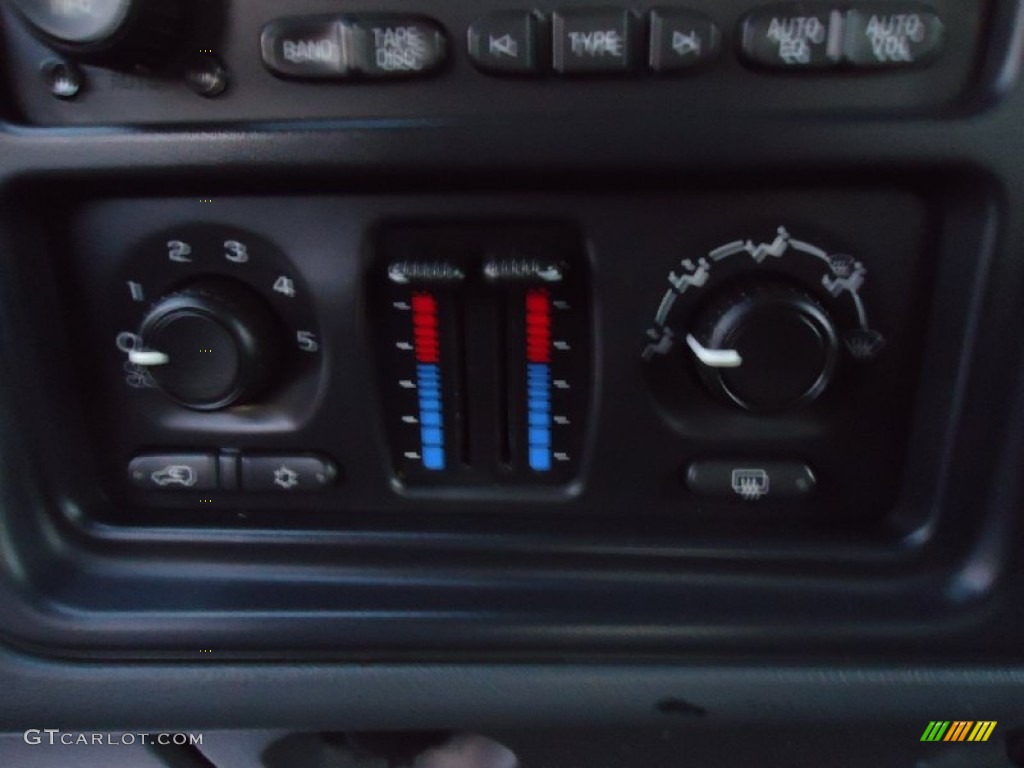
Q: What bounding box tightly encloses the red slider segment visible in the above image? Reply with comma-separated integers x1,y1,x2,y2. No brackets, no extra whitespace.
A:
526,288,552,364
411,292,441,364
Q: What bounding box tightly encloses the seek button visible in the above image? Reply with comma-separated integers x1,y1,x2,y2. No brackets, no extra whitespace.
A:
468,11,542,74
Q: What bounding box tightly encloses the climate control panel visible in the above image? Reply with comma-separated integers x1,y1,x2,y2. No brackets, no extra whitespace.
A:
55,190,931,529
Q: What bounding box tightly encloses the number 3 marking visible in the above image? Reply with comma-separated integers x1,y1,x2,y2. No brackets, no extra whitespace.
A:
224,240,249,263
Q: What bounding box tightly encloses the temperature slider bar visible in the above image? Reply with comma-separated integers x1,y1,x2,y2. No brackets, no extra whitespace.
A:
526,288,553,472
412,292,445,471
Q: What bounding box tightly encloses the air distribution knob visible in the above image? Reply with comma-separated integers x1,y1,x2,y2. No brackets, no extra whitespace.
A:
10,0,184,70
128,278,285,411
685,280,839,412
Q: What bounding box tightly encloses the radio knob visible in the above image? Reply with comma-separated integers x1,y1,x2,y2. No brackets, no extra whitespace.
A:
129,278,285,411
10,0,184,70
685,280,839,412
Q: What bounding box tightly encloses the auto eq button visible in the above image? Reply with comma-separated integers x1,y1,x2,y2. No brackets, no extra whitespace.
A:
241,455,338,492
740,4,843,69
346,16,447,78
843,4,944,68
685,461,816,501
649,9,721,73
468,11,543,75
129,454,217,491
260,17,347,79
552,9,637,74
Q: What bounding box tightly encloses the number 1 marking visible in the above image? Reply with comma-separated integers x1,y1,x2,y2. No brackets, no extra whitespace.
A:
127,281,145,302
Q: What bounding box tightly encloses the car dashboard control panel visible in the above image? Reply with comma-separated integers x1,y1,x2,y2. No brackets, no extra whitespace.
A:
0,0,995,125
31,186,949,536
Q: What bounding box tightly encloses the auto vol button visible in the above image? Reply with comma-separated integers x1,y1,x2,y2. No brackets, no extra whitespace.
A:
843,4,944,68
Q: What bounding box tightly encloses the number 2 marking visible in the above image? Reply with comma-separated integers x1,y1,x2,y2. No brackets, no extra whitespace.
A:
167,240,192,262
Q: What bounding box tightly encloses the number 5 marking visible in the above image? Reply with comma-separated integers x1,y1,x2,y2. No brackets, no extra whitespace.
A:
297,331,319,352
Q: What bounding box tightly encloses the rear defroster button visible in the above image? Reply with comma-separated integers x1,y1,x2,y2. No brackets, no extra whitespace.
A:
685,460,816,501
241,455,338,492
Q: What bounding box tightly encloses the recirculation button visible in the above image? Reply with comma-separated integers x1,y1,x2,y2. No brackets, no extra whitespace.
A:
129,454,218,491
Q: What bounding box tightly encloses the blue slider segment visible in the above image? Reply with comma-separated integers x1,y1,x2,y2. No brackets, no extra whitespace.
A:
417,363,445,470
527,363,552,472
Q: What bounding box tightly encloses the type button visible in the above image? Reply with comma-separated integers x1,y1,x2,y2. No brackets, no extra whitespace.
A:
552,9,637,74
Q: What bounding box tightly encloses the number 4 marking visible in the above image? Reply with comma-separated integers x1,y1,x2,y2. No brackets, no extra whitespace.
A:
273,276,296,297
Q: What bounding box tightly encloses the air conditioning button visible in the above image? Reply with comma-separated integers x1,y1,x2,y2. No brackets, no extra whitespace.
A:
241,456,338,492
